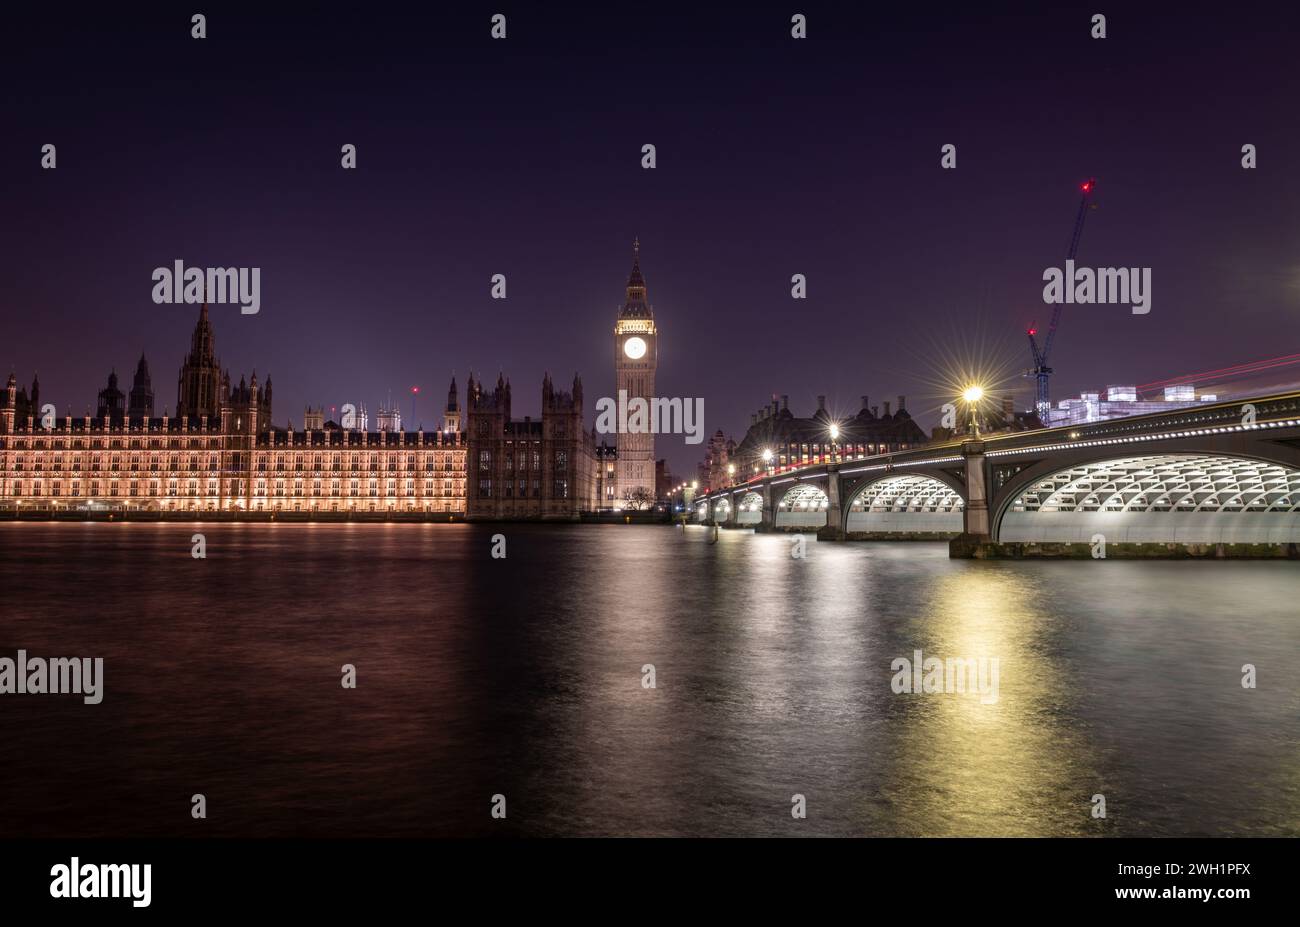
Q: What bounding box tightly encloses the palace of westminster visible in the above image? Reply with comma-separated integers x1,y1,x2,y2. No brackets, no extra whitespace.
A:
0,244,926,519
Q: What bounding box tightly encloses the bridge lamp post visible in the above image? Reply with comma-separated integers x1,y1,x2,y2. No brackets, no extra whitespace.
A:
761,448,773,475
727,462,735,486
962,386,985,437
829,423,840,463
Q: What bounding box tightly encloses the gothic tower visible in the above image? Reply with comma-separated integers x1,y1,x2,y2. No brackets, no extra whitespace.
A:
2,373,16,433
97,370,126,420
613,238,658,502
176,299,223,420
4,375,37,431
128,353,155,420
444,376,461,433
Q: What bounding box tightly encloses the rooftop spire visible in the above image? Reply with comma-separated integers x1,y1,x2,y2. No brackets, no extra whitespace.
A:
627,237,645,290
621,237,651,318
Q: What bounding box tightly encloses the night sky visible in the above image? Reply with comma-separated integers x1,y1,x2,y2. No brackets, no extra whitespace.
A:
3,3,1299,477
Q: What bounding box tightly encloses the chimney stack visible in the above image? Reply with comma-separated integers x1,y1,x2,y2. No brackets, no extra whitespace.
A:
861,395,869,411
883,400,892,416
897,395,905,411
816,395,826,412
781,394,789,411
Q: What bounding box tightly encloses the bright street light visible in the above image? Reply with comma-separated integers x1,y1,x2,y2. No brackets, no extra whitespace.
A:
962,385,986,436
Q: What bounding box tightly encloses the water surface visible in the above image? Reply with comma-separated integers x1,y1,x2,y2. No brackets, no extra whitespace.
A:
1,523,1296,836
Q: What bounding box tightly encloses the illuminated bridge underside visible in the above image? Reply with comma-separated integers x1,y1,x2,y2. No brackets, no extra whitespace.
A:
775,483,828,528
847,474,965,534
1000,454,1300,544
737,491,763,525
713,497,732,521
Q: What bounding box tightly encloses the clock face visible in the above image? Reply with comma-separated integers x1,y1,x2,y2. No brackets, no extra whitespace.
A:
623,336,647,360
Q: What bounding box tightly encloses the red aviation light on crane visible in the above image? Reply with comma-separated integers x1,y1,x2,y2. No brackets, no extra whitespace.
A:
1028,328,1037,336
1081,181,1093,193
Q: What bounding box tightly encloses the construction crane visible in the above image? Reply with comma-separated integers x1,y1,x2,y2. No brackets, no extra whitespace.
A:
1026,179,1097,422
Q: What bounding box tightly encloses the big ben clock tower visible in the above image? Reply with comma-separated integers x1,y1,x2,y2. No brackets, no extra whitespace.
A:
614,238,658,503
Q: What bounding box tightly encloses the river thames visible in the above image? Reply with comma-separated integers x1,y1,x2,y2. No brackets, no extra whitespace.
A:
1,522,1297,837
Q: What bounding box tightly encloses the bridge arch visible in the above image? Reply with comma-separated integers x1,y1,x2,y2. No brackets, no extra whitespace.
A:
774,482,829,528
713,496,732,522
844,473,965,535
996,452,1300,544
695,499,710,522
737,491,764,525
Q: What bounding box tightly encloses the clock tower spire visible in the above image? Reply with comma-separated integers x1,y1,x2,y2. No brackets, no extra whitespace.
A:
613,238,658,506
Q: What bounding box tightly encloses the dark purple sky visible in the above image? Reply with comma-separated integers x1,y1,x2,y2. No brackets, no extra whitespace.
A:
3,3,1299,477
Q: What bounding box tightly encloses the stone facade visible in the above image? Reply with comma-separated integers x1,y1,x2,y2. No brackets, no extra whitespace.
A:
465,373,599,520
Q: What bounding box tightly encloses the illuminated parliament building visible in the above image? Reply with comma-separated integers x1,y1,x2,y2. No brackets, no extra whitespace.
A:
0,302,468,516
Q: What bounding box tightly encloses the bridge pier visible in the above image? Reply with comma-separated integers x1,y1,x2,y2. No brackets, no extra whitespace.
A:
756,481,775,532
817,468,845,540
950,439,991,556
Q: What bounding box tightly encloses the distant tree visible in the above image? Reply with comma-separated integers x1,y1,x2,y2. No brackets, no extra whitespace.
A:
622,486,655,511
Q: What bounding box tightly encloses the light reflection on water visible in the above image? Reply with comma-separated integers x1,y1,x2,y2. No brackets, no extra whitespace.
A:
0,522,1296,837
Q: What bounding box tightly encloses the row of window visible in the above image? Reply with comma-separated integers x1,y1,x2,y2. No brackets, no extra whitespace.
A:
478,450,567,471
760,444,912,470
5,435,466,450
10,479,464,497
3,499,467,513
5,439,221,450
5,456,464,472
252,489,462,498
474,421,571,440
476,478,568,499
6,451,464,463
9,462,219,472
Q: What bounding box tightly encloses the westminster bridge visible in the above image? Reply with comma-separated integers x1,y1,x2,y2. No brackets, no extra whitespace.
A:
693,390,1300,554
